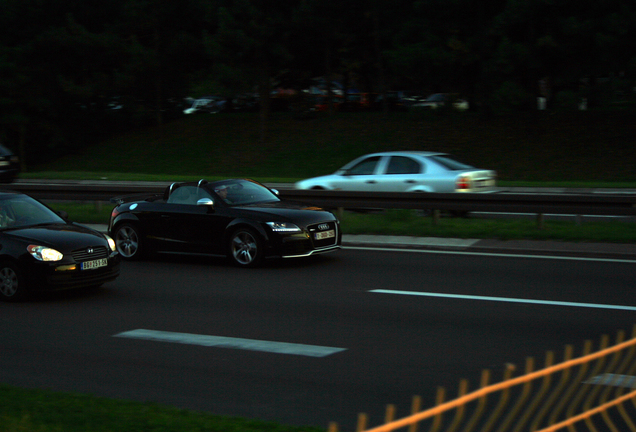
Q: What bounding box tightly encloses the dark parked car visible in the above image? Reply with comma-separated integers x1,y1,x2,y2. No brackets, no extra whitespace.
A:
0,191,120,301
410,93,469,111
108,179,342,267
0,144,20,183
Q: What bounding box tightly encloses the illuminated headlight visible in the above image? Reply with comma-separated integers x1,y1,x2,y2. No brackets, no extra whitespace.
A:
27,245,63,262
266,222,302,233
104,235,116,252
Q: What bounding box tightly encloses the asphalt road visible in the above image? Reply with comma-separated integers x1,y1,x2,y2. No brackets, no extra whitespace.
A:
1,247,635,430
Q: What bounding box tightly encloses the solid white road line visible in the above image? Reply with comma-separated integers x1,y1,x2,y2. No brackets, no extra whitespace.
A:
346,246,636,263
370,289,636,311
114,329,346,357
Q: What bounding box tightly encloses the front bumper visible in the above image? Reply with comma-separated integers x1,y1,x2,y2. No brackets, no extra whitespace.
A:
268,220,342,259
22,253,121,291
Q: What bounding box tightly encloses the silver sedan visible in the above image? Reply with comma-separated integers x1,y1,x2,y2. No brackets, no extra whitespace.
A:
295,151,496,193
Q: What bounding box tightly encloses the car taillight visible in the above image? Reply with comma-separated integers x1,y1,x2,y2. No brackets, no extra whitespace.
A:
110,207,120,219
456,176,471,190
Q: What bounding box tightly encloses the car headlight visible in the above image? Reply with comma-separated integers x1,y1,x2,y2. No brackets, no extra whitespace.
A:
104,234,116,252
266,222,302,233
27,245,64,262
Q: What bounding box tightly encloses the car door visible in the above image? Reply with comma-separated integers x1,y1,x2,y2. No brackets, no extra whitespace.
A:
159,186,230,255
329,155,385,191
376,156,425,191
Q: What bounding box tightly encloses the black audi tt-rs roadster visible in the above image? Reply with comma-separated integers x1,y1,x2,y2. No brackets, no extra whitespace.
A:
109,179,341,267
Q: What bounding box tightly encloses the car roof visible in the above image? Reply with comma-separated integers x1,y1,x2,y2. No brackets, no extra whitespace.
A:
363,151,448,158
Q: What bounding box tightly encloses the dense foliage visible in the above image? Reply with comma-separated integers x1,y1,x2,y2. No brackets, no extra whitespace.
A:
1,0,634,168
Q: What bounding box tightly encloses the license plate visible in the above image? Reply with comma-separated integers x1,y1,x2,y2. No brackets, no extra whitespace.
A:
81,258,108,270
315,230,335,240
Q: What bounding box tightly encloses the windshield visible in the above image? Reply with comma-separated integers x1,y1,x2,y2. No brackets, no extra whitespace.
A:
0,195,65,229
209,179,280,206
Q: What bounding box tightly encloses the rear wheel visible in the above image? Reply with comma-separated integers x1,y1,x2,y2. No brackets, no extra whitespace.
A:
0,261,25,302
228,228,264,267
114,223,144,260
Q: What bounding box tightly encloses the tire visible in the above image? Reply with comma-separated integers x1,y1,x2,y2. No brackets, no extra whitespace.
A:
0,261,25,302
113,223,144,260
228,228,264,267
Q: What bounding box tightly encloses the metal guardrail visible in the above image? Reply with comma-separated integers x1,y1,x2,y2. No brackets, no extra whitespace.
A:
0,182,168,202
279,189,636,216
4,182,636,219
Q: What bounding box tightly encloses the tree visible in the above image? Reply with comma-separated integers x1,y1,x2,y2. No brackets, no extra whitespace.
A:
208,0,298,143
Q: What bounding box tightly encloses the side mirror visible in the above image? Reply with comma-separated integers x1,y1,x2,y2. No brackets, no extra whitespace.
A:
270,188,279,195
197,198,214,209
56,210,69,220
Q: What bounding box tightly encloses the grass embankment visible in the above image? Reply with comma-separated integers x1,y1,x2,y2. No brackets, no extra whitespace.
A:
27,109,636,183
24,109,636,243
0,384,320,432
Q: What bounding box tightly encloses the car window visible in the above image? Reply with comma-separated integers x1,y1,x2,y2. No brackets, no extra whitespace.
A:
167,186,212,204
0,196,65,228
385,156,422,174
426,93,446,102
347,156,381,175
428,155,474,170
209,180,279,206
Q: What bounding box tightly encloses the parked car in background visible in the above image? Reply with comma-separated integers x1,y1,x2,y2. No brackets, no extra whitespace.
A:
0,144,20,183
0,191,120,301
411,93,469,111
295,151,496,193
109,179,341,268
183,96,226,114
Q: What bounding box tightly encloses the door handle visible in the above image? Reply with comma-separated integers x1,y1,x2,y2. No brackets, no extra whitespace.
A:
365,180,377,184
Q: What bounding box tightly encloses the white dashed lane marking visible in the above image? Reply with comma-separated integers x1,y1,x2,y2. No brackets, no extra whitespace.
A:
114,329,346,357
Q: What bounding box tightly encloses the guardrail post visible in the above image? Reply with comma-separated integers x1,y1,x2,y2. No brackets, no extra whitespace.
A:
537,213,545,229
432,209,440,225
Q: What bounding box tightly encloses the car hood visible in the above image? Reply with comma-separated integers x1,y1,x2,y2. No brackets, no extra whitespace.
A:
234,201,336,224
294,175,339,189
3,223,107,251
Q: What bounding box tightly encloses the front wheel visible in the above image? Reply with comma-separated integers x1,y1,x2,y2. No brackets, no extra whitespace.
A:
113,223,144,260
0,261,25,302
228,228,264,267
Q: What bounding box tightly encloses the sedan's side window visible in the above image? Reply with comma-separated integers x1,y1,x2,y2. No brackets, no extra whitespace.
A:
347,156,381,175
385,156,422,174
